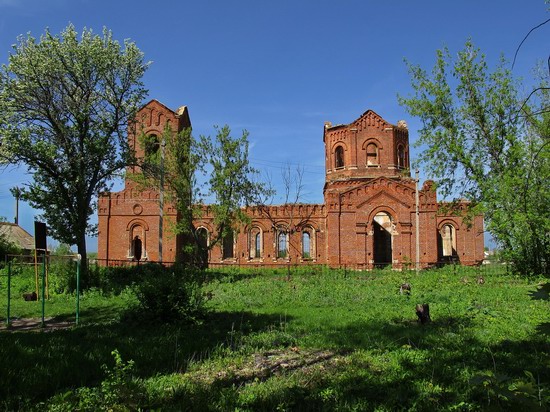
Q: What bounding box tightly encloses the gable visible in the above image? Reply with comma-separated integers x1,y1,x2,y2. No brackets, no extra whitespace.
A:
337,177,415,210
351,109,393,131
356,189,412,210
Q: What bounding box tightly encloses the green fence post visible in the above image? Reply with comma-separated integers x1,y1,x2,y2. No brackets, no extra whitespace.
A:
41,256,46,328
7,261,11,328
76,257,81,326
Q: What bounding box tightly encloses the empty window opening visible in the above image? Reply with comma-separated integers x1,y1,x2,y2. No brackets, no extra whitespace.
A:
397,144,405,169
302,231,311,259
277,230,288,258
249,227,262,259
255,232,261,258
132,235,142,261
222,231,234,259
373,212,392,268
142,133,160,159
196,227,209,264
335,146,345,168
366,143,379,166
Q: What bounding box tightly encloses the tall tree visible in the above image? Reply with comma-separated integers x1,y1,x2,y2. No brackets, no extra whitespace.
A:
135,124,272,267
0,24,148,283
134,124,198,264
399,40,549,275
198,125,272,252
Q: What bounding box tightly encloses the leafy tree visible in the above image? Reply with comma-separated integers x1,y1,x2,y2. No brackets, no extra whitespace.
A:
135,124,272,267
0,24,148,283
399,40,549,275
198,126,273,254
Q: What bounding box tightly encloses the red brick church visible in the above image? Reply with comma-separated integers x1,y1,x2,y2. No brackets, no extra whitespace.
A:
97,100,484,268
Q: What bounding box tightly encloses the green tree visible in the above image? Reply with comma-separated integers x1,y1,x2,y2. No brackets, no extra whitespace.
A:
135,123,199,264
399,40,549,275
198,126,272,251
0,25,148,284
135,124,272,267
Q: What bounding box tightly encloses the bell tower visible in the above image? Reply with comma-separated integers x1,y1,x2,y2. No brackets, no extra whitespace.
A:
323,110,410,188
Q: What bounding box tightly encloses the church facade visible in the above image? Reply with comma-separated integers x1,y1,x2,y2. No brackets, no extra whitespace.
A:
97,100,484,268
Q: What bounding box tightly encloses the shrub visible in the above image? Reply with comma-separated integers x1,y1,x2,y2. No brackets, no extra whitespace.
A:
45,349,145,411
134,266,206,323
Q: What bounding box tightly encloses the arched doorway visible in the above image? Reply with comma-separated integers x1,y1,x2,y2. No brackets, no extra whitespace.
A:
373,212,393,268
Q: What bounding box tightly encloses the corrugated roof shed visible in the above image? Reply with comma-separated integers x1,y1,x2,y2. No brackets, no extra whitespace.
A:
0,223,35,251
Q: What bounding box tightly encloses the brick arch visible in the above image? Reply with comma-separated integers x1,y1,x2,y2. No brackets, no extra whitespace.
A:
297,220,320,232
361,137,382,150
127,218,149,231
437,219,460,231
366,206,398,228
273,221,290,231
245,220,269,232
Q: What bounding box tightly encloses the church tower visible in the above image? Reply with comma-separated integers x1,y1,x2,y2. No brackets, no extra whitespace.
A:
322,110,421,268
323,109,410,188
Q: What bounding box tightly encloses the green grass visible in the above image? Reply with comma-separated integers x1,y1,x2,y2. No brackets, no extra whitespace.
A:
0,264,549,411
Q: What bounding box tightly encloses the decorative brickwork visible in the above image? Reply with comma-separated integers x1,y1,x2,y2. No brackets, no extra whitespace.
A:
97,101,484,268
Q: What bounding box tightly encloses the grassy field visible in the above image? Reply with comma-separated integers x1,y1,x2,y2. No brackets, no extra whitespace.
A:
0,264,549,411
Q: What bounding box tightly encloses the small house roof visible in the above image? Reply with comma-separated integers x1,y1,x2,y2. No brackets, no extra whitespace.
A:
0,222,35,251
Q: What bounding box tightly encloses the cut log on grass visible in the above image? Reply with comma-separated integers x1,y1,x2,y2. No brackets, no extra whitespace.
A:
415,303,431,324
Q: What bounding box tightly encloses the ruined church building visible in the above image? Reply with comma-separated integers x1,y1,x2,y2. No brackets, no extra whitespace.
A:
98,100,484,268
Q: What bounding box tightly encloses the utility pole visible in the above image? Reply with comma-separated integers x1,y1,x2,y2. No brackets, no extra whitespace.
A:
415,170,420,274
10,187,21,225
159,137,166,263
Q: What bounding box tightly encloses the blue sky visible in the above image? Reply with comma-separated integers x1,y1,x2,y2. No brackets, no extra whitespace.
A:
0,0,548,251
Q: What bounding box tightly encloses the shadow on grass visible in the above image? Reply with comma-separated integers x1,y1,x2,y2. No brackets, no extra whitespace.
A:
163,314,550,411
0,309,291,410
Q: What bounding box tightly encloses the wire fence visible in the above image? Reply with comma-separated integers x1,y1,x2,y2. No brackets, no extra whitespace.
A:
89,257,509,277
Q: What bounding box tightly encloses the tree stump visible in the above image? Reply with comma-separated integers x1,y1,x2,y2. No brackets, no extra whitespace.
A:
415,303,431,324
399,283,411,295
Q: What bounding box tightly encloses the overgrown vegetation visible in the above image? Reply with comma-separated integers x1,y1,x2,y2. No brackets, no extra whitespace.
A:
1,264,549,411
399,39,550,276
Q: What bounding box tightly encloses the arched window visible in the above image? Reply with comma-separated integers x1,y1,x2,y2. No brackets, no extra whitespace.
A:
249,227,262,259
335,146,345,169
397,144,405,169
277,230,288,258
366,143,379,166
302,231,311,259
196,227,209,264
197,227,208,249
222,230,234,260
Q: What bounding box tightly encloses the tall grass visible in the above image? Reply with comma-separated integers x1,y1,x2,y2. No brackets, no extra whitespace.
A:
0,264,549,410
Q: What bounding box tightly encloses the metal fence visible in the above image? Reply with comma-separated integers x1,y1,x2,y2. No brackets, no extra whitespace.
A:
90,257,510,276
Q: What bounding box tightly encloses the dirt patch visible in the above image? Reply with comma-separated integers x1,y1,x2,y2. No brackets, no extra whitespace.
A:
190,348,346,386
0,317,74,332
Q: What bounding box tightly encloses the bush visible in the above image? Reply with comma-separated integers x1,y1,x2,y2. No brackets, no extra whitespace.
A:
134,265,206,323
